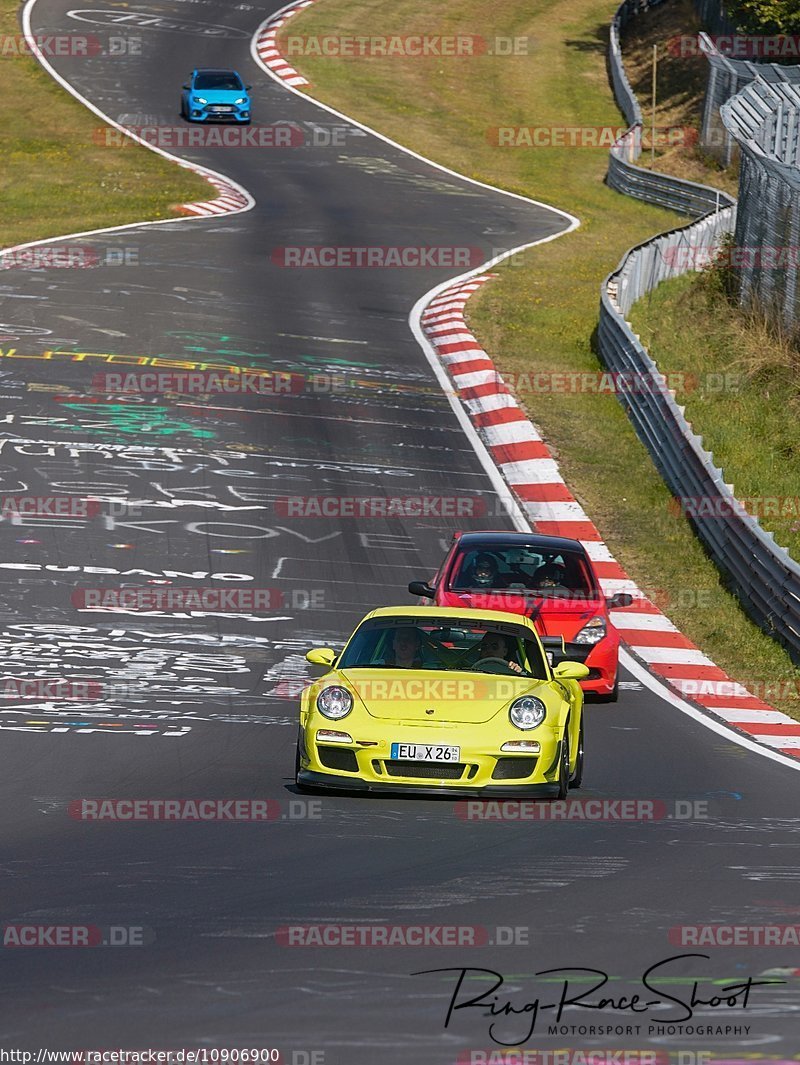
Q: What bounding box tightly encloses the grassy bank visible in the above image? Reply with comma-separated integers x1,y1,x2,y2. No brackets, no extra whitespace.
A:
629,270,800,558
280,0,800,717
0,0,207,248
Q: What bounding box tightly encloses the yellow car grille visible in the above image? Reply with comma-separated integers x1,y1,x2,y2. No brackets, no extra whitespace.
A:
381,760,466,780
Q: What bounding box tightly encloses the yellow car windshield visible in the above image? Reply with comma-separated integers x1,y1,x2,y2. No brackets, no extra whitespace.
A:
337,619,548,678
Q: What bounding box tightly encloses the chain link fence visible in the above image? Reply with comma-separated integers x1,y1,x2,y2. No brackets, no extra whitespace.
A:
721,74,800,329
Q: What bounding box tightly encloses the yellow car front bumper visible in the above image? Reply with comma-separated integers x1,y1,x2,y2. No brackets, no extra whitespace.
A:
298,720,564,797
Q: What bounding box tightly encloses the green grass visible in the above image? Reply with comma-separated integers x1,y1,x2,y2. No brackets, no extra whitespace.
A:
629,271,800,556
0,0,208,248
281,0,800,718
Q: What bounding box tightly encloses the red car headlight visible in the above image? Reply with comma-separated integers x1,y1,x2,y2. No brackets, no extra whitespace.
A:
574,616,607,645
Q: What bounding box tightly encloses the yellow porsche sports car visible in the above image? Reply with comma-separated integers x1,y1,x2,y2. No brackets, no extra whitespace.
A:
295,606,589,798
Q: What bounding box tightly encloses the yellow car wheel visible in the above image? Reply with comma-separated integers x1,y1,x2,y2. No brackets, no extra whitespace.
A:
571,718,585,789
555,728,570,800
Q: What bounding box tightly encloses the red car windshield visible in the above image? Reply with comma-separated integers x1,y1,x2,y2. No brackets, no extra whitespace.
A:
448,544,599,599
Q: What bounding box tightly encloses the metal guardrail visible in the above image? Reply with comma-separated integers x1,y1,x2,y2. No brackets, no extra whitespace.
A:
598,1,800,661
608,206,734,315
699,34,800,167
608,2,736,214
599,216,800,660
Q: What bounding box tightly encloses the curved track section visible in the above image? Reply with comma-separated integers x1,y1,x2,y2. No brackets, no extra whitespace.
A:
0,1,797,1060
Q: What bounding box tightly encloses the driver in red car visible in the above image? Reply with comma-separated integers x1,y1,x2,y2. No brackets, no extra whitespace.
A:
468,553,509,589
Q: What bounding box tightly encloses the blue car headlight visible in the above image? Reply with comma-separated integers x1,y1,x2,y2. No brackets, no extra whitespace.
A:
235,97,247,105
194,97,207,105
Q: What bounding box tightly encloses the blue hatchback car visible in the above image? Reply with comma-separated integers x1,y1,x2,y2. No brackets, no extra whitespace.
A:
181,68,251,123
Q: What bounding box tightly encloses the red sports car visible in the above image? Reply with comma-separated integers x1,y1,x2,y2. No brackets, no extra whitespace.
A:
409,531,631,701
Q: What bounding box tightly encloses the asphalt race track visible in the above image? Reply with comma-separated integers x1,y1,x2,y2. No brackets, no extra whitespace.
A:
0,1,798,1059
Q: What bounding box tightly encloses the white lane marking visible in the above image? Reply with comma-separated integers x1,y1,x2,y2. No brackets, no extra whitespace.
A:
499,458,562,484
464,394,520,414
715,709,794,723
482,422,542,446
597,577,643,595
581,540,617,563
522,500,590,522
277,333,369,344
449,369,500,389
635,647,717,666
620,650,800,771
609,611,680,632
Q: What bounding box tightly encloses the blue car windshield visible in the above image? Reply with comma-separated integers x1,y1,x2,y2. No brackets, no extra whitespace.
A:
195,73,243,91
337,618,548,678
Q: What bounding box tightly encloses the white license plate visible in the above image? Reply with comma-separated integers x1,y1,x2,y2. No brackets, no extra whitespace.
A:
211,106,234,112
391,742,460,762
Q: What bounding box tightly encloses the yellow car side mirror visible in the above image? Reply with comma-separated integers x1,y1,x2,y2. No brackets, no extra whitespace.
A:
553,661,590,681
306,647,337,667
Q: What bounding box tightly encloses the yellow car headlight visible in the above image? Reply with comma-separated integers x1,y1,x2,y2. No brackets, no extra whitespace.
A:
316,685,353,720
509,696,547,730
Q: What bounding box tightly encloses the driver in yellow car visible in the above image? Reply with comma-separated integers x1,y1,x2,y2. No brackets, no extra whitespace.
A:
460,632,523,673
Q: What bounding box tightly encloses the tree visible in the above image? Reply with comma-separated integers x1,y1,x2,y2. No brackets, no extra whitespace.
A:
727,0,800,33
